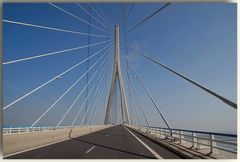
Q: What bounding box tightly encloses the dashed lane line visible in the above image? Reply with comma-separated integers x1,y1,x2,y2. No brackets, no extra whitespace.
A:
86,145,96,154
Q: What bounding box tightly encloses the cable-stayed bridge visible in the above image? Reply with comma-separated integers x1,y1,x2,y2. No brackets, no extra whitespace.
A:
2,2,237,159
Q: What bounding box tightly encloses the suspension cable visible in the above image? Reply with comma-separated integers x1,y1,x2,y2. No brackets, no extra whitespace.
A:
129,75,150,127
93,58,113,125
71,80,97,126
3,39,112,65
71,57,111,126
3,19,111,38
125,3,135,22
76,3,109,31
94,3,114,27
129,46,237,110
127,3,170,33
87,62,111,125
129,83,141,126
126,57,172,129
31,46,112,126
49,2,111,34
80,73,108,126
91,54,113,125
122,57,150,127
121,56,141,126
3,42,113,110
85,5,91,125
91,73,109,125
71,49,112,126
86,61,111,125
84,56,112,125
57,48,112,126
119,55,134,125
95,55,114,125
61,53,111,126
88,3,110,27
128,97,137,125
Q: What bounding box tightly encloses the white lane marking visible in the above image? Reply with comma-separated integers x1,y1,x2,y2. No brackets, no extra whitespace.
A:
124,126,163,159
105,134,109,137
86,145,96,154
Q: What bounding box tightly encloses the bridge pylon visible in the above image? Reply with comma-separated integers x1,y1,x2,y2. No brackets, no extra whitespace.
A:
104,25,129,124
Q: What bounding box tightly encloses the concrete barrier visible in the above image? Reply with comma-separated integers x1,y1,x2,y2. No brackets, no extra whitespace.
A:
3,125,112,156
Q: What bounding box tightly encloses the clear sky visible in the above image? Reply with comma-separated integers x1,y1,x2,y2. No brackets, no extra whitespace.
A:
3,2,237,133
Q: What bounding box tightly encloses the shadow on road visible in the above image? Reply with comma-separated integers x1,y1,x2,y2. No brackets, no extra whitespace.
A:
71,137,155,159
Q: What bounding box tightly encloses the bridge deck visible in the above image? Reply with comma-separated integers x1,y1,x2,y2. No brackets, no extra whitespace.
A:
5,125,180,159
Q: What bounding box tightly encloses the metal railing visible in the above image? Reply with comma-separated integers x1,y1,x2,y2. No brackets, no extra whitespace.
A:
130,125,237,154
3,125,102,135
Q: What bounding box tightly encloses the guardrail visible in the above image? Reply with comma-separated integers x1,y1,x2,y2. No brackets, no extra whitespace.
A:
130,125,237,155
3,125,96,135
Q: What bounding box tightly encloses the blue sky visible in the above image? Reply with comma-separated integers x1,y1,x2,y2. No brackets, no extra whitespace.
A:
3,3,237,133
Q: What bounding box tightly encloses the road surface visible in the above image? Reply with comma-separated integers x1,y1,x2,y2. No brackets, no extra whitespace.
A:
5,125,181,159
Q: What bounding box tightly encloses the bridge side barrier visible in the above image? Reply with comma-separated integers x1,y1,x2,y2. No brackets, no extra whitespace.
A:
3,125,112,156
126,124,237,159
3,126,87,135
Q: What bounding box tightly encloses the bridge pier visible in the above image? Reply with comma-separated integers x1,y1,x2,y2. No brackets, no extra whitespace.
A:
104,25,129,124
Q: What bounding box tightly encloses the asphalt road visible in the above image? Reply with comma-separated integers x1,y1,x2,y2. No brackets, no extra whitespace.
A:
5,125,181,159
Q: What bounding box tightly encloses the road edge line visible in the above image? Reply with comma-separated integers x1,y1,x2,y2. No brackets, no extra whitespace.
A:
124,126,163,159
